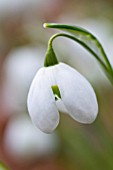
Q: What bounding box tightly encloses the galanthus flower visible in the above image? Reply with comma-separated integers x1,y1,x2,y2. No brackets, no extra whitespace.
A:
27,32,98,133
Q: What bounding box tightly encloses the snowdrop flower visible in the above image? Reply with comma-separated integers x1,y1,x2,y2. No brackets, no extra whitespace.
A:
27,33,98,133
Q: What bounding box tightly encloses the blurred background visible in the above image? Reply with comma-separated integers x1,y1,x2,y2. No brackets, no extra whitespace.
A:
1,0,113,169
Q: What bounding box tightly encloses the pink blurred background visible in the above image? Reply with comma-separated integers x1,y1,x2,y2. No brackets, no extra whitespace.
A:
1,0,113,169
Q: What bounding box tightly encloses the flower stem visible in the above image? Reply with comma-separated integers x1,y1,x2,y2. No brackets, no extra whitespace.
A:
44,23,113,84
44,32,113,84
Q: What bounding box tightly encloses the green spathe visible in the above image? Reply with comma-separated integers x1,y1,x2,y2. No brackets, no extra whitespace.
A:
44,43,58,67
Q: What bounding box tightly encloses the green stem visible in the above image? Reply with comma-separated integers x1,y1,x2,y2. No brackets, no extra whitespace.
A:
44,23,113,73
45,33,109,73
44,23,113,84
44,32,113,84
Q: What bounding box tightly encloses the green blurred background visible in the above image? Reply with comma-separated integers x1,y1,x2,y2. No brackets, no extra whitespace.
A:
0,0,113,169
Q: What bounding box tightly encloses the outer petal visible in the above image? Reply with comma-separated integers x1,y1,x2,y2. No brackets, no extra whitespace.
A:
27,67,59,133
55,63,98,124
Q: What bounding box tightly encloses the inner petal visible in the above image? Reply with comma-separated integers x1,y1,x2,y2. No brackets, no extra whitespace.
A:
56,99,68,114
51,85,68,114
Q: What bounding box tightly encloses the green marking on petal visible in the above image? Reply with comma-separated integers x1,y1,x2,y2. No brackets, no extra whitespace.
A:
51,85,61,101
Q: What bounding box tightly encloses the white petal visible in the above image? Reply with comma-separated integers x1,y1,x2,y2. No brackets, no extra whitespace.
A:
27,67,59,133
56,99,68,114
56,63,98,124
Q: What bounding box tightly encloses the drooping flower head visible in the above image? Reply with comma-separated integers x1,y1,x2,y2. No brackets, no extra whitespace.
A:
27,29,98,133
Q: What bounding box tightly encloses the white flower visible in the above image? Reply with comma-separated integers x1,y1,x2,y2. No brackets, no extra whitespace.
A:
27,62,98,133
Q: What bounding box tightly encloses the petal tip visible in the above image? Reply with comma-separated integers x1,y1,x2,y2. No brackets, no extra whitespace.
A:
35,122,59,134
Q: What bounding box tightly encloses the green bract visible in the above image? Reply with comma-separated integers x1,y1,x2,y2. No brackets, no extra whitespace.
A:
44,37,58,67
